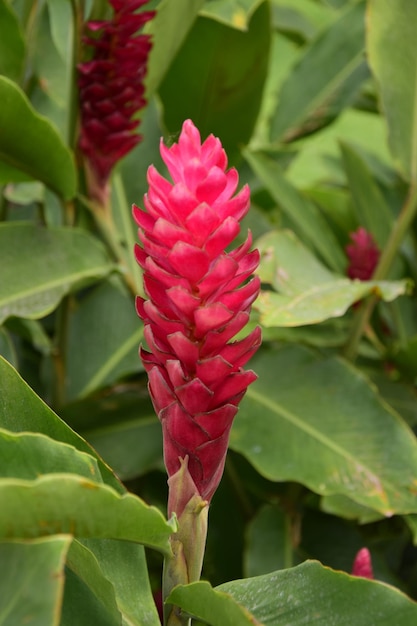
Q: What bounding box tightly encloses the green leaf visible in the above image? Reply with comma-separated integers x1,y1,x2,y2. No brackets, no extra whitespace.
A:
61,391,163,481
271,1,366,142
255,230,409,327
0,223,114,324
0,355,123,492
404,515,417,546
63,540,122,626
167,581,259,626
5,317,53,356
145,0,205,97
245,504,295,577
0,0,25,81
200,0,265,30
320,494,383,524
0,327,17,367
285,109,393,189
159,1,271,163
231,345,417,516
244,150,346,272
340,141,393,247
0,76,76,198
32,3,74,143
251,33,299,146
65,279,143,401
218,561,417,625
367,0,417,181
83,416,162,482
3,181,44,205
0,474,175,555
0,535,72,626
81,539,161,626
112,171,144,296
0,428,103,482
271,0,335,40
46,0,73,62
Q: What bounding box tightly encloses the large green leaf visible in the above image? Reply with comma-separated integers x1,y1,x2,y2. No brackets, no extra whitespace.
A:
231,345,417,516
0,429,102,482
0,0,25,82
62,540,121,626
220,561,417,625
0,474,175,555
169,561,417,625
144,0,205,97
0,223,114,324
0,535,72,626
271,1,366,142
65,279,143,400
0,77,76,198
81,539,161,626
244,150,346,272
255,230,409,327
367,0,417,182
0,355,123,492
159,1,270,163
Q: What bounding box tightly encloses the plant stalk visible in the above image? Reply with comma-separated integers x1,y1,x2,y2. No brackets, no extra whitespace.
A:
163,460,209,626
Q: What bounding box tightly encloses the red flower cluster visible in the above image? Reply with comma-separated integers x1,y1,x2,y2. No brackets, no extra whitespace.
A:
351,547,374,579
78,0,155,202
134,120,261,507
345,227,380,281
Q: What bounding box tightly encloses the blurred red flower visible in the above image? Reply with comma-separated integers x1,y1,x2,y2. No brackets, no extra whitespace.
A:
345,227,380,281
78,0,155,203
351,547,374,579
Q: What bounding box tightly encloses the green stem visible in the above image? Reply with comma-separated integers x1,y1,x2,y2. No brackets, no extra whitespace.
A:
77,193,138,295
344,183,417,361
163,499,208,626
163,460,209,626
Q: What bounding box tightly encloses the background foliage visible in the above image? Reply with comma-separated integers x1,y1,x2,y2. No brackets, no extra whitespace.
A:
1,0,417,624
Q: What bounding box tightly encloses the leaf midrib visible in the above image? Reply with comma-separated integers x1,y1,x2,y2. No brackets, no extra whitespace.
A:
0,264,112,308
245,386,391,506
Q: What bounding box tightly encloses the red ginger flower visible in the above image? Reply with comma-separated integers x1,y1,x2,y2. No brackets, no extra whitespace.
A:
345,227,380,281
351,547,374,579
134,120,261,512
78,0,155,203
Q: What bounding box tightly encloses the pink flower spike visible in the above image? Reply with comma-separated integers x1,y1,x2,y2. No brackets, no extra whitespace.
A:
78,0,155,204
345,227,380,281
134,120,261,515
351,547,374,579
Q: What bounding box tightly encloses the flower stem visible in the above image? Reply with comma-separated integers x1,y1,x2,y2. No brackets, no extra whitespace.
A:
163,460,209,626
77,193,138,296
343,183,417,361
163,500,208,626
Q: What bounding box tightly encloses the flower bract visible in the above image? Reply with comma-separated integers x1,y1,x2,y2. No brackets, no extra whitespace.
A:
134,120,261,510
